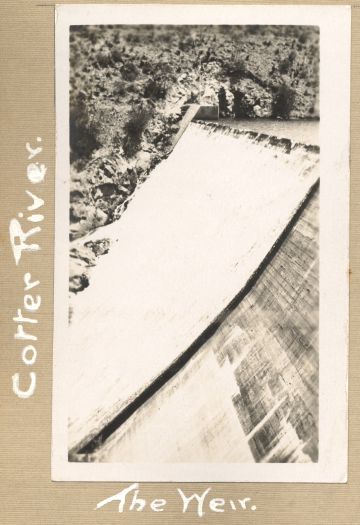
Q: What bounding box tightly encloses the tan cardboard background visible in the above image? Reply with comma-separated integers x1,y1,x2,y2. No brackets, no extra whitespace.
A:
0,1,358,523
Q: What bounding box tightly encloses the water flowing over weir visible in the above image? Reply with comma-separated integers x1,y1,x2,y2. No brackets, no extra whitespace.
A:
68,121,319,462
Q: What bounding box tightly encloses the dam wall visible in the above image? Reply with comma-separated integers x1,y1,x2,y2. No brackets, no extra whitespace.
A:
68,122,319,459
90,188,319,463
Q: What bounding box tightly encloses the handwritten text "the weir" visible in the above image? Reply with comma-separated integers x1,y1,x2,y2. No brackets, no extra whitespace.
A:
96,483,257,516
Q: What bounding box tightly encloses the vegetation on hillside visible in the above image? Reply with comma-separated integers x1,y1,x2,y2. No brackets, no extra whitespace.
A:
69,24,319,293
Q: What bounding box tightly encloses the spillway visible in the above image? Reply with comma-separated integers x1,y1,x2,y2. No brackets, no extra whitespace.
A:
67,121,319,461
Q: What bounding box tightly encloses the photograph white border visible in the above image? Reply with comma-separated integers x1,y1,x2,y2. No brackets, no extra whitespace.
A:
52,3,350,482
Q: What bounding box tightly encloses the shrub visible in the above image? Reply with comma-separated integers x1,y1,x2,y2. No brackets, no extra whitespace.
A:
70,93,101,165
85,29,97,45
179,37,194,52
272,85,296,119
218,86,228,117
288,50,296,63
126,33,140,44
299,32,307,44
144,79,167,100
70,25,87,37
122,108,152,158
186,91,199,104
232,90,250,118
155,62,174,81
158,32,173,44
121,62,139,81
279,58,291,74
113,79,127,97
247,25,261,35
141,60,154,75
111,47,122,62
97,50,112,68
224,57,246,83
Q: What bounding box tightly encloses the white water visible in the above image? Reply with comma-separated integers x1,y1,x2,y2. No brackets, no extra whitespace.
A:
218,118,319,146
68,122,319,450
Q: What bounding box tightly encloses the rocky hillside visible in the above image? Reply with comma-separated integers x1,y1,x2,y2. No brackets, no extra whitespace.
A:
69,24,319,293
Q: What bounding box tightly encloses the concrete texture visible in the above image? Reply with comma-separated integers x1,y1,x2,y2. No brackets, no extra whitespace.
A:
195,105,219,120
88,189,319,463
67,122,319,455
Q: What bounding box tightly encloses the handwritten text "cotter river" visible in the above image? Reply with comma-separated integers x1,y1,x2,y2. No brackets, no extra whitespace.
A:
9,138,46,399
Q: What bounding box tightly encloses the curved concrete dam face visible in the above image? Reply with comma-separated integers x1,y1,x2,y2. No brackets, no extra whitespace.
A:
68,121,319,463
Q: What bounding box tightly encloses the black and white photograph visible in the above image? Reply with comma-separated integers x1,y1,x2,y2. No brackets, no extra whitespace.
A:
53,4,350,482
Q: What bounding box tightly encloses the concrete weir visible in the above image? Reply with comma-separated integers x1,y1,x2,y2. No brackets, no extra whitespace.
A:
68,121,319,462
